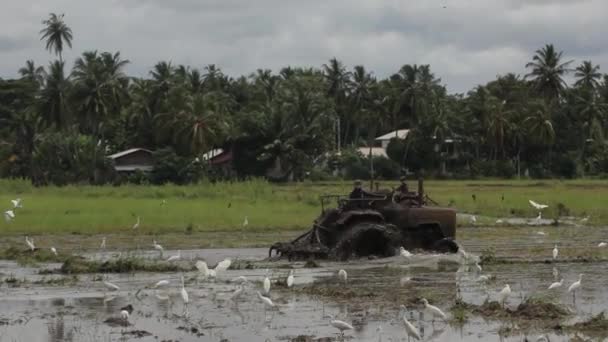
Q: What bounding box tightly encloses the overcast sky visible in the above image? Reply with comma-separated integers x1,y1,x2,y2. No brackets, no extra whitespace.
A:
1,0,607,93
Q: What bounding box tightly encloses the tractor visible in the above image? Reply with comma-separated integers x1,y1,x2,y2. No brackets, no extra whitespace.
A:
269,179,459,260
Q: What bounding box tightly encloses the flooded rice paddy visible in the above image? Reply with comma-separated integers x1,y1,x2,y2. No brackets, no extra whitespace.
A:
1,225,608,341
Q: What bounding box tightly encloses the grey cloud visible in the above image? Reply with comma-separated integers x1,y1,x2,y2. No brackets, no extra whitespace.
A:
1,0,607,93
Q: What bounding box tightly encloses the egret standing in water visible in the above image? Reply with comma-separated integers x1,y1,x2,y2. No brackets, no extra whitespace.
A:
153,240,164,257
100,237,106,250
421,298,447,323
568,274,583,302
180,275,189,315
399,305,421,341
132,216,140,230
103,281,120,292
400,247,412,258
25,236,35,251
548,278,563,290
51,247,58,256
166,250,181,262
287,270,294,288
243,216,249,227
338,269,348,284
263,270,271,294
499,284,511,307
598,242,607,248
552,245,558,260
328,315,354,338
231,285,244,302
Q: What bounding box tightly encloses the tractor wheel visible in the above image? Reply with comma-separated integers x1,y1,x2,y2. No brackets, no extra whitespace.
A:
333,222,400,260
431,238,459,253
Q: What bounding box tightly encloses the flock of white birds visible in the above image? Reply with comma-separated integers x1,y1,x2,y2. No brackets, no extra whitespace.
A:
2,197,607,340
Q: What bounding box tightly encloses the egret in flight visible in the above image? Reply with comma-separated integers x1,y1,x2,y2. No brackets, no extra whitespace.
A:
4,210,15,222
103,281,120,292
11,198,22,209
152,279,170,289
529,200,548,210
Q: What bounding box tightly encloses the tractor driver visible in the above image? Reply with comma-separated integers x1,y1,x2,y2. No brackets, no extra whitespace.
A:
396,176,409,195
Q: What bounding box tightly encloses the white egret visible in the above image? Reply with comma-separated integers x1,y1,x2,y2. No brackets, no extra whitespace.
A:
120,304,133,322
51,247,58,256
231,276,248,284
11,198,22,209
243,216,249,227
536,231,546,236
568,274,583,300
498,284,511,307
552,245,558,260
470,215,477,224
153,240,164,257
4,210,15,222
100,237,106,249
552,267,559,279
400,276,412,286
399,305,421,341
496,219,504,224
400,247,413,258
231,285,244,301
180,275,189,314
535,212,542,221
103,281,120,291
598,242,607,248
477,275,490,282
214,258,232,274
421,298,447,322
548,279,563,290
131,216,140,230
529,200,548,210
25,236,35,251
152,280,170,288
166,250,181,262
263,270,271,294
580,216,589,223
475,261,482,272
287,270,294,288
328,315,354,337
257,291,275,308
338,269,348,284
196,260,210,278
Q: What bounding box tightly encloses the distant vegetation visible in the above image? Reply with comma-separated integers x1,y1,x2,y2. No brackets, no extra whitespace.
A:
2,13,608,185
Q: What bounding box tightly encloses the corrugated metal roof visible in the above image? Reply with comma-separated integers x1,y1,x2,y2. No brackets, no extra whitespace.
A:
107,148,152,160
115,165,154,172
375,129,410,141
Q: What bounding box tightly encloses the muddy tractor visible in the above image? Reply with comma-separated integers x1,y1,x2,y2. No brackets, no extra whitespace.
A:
269,179,458,260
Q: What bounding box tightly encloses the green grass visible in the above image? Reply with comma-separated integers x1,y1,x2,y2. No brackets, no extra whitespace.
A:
0,178,607,237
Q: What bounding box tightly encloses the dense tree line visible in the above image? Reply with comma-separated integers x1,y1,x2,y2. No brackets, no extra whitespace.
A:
1,13,608,185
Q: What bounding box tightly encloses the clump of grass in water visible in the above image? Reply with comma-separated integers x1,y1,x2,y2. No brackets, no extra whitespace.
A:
0,247,69,266
59,257,193,274
566,312,608,337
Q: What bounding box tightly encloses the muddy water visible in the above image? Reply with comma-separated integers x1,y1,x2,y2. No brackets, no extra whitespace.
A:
2,227,608,341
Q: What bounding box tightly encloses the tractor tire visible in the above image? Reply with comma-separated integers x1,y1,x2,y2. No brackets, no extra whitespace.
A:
333,222,400,260
431,238,459,253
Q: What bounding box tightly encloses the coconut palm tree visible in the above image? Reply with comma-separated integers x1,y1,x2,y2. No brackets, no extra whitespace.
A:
39,13,73,62
525,44,572,100
39,60,70,128
523,100,555,146
574,61,601,92
18,60,46,88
